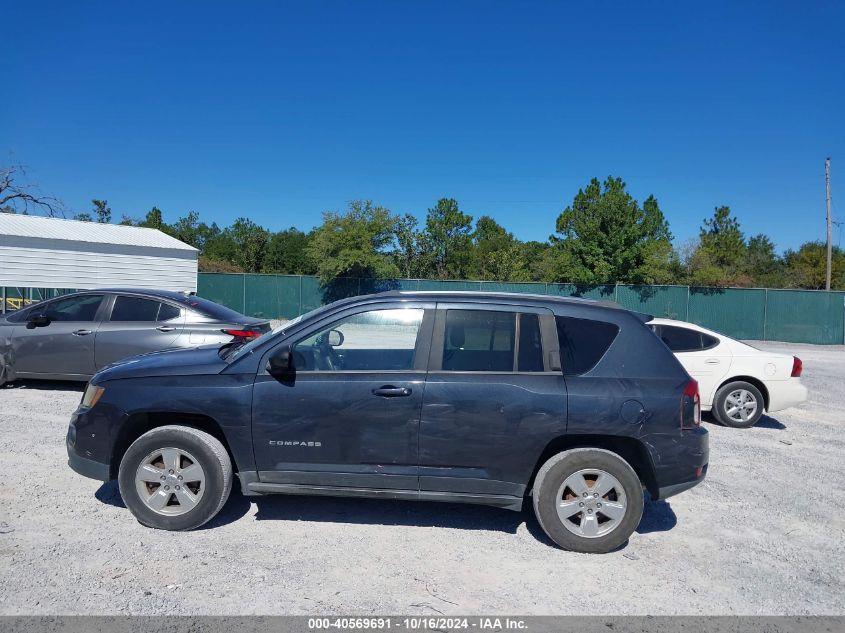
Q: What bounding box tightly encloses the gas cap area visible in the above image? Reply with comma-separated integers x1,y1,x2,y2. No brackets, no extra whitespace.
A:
620,399,647,424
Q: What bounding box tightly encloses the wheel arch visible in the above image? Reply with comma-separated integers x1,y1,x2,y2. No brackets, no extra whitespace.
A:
527,435,658,499
110,412,237,479
717,375,769,410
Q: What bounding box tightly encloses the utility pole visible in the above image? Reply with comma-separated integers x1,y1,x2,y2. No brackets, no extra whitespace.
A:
825,157,832,291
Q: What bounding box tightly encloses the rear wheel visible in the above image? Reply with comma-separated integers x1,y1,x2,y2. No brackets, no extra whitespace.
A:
118,426,232,530
532,448,643,553
712,381,764,428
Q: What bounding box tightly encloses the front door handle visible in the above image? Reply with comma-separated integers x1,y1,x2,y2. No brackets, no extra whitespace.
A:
372,386,412,397
73,329,92,336
156,326,176,332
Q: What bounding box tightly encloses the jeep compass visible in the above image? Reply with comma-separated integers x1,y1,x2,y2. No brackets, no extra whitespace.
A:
67,291,708,553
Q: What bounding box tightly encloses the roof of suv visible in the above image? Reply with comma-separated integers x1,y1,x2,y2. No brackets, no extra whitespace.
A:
377,290,625,309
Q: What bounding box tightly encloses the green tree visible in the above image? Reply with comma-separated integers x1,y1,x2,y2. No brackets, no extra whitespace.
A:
687,206,750,286
226,217,270,272
745,234,783,286
265,227,315,274
423,198,473,279
784,242,845,290
307,200,400,284
469,216,528,281
141,206,166,231
169,211,220,252
393,213,431,278
552,177,673,284
521,240,558,282
91,199,112,223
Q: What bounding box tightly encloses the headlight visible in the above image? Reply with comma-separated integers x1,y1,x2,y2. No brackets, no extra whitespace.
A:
81,384,105,408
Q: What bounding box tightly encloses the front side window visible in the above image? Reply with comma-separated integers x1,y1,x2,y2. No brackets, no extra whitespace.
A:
293,308,424,371
43,295,104,322
442,310,515,372
556,316,619,375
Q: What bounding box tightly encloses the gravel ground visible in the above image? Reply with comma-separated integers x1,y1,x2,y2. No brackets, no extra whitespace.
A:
0,341,843,615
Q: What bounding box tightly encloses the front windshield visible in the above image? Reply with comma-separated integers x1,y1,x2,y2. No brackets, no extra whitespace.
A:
224,305,327,361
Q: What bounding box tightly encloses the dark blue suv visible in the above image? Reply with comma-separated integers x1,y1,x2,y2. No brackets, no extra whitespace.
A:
67,291,708,553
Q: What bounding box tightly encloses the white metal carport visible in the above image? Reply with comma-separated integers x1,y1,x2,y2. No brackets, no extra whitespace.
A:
0,214,198,311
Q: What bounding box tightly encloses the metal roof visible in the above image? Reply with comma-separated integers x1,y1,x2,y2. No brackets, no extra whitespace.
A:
0,214,198,251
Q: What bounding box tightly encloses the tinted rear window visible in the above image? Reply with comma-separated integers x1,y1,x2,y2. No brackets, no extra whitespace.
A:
555,316,619,375
178,296,248,322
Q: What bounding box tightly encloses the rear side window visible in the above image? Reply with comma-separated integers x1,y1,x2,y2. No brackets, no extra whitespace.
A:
654,325,719,352
443,310,515,372
110,296,181,322
555,316,619,375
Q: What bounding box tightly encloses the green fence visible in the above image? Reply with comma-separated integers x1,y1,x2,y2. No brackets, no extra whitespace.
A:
197,273,845,345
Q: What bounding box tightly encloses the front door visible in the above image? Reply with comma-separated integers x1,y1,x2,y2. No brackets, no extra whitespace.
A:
252,304,433,490
12,294,105,377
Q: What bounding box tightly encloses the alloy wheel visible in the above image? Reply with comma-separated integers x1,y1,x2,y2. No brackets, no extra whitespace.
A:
134,447,206,516
724,389,758,424
555,468,627,538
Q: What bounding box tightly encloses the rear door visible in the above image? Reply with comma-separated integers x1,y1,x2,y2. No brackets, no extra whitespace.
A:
94,294,186,368
12,294,106,377
418,303,567,498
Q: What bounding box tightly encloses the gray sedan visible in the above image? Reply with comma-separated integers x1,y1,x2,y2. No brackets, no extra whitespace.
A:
0,288,270,385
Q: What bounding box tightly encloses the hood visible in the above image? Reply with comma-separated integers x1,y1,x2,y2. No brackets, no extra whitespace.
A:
93,344,227,382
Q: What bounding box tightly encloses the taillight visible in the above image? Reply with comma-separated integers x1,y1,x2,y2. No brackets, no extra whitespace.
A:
681,379,701,430
791,356,802,377
223,329,262,340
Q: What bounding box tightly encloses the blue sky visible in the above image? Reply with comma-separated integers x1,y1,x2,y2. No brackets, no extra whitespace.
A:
3,1,844,252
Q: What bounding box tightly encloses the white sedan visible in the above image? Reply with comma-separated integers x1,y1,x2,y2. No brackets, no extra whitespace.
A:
648,318,807,428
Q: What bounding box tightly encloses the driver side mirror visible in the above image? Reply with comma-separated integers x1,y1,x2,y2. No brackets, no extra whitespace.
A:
266,345,294,377
26,313,51,329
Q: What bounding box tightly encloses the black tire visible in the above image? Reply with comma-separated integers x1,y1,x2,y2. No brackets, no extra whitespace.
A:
532,448,644,554
712,381,765,429
118,425,232,531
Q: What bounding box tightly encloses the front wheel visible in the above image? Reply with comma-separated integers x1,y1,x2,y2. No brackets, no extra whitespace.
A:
712,381,764,428
532,448,644,553
118,425,233,531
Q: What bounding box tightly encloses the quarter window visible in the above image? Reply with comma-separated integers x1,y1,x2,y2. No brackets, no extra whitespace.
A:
293,308,424,371
555,316,619,375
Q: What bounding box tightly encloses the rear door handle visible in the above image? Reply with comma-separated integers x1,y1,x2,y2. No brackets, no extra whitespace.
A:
704,358,721,365
372,386,412,397
73,329,92,336
156,326,176,332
